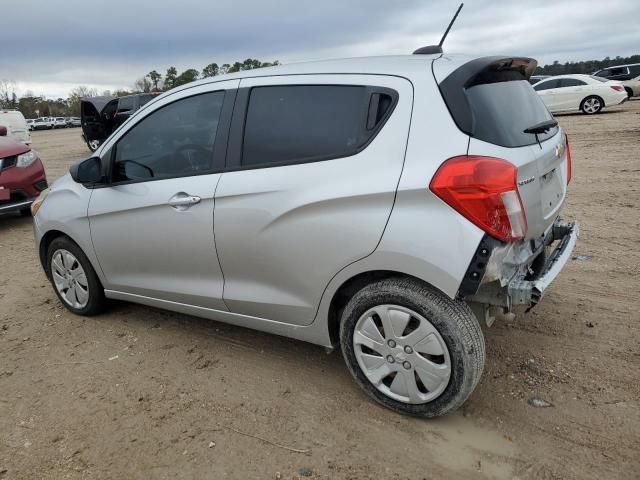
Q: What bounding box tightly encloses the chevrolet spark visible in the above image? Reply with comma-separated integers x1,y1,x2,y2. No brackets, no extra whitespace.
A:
32,54,578,417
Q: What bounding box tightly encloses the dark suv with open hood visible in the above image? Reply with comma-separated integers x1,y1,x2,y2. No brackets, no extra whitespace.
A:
81,93,160,151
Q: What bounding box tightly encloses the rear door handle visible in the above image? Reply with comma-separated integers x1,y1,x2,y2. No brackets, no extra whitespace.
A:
168,192,201,210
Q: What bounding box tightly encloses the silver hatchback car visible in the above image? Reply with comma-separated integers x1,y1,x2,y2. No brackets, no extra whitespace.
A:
32,54,578,417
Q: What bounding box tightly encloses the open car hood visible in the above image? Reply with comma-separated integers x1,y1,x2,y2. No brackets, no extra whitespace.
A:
81,95,116,114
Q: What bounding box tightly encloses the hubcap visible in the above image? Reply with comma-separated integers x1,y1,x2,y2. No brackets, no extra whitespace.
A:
353,305,451,404
584,98,600,113
51,249,89,309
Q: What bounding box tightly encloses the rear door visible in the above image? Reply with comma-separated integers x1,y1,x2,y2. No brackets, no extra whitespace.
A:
88,80,238,309
214,75,413,326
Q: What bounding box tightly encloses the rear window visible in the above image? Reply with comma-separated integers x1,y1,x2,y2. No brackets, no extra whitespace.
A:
465,80,558,147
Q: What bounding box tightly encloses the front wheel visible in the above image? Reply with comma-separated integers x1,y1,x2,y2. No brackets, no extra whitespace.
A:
47,236,106,315
339,277,485,418
580,96,603,114
87,139,101,152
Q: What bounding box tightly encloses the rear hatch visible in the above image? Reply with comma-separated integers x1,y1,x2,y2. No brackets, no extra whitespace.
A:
433,56,569,240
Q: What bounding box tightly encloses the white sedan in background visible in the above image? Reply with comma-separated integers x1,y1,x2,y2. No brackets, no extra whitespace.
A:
533,74,627,114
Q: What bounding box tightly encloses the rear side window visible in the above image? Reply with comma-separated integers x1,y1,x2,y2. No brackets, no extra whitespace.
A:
533,79,559,91
241,85,394,168
465,80,558,147
558,78,587,87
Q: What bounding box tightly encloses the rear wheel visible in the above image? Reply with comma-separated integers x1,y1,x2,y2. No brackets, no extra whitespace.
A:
624,87,633,99
580,96,603,114
47,236,106,315
339,277,485,417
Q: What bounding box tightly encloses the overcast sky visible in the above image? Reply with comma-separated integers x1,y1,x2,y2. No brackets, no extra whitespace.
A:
2,0,638,98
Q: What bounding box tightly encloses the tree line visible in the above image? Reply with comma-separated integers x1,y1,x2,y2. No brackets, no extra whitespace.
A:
0,58,279,118
534,54,640,76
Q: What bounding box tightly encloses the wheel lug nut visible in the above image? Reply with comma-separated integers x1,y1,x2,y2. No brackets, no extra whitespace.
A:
387,340,396,348
404,346,413,354
403,361,411,370
386,355,395,364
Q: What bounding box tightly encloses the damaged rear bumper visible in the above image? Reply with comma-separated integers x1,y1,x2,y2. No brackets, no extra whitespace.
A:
464,219,579,313
508,221,579,309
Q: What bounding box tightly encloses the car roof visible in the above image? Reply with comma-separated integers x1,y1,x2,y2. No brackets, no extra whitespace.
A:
602,63,640,69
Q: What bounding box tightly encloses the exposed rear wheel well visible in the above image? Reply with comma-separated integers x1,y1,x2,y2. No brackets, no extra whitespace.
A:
327,270,444,346
624,87,633,98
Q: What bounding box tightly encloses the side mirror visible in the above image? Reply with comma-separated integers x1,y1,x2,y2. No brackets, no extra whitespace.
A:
0,125,7,136
70,156,103,184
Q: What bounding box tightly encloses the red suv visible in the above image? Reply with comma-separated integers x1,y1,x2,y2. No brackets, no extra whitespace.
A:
0,125,47,216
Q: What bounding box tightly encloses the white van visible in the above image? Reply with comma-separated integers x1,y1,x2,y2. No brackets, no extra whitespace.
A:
0,110,32,144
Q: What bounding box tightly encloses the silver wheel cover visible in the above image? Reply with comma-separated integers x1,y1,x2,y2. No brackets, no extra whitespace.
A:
583,97,600,113
353,304,451,404
51,249,89,309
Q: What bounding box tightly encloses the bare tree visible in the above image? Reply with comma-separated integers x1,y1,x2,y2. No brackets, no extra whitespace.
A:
0,79,17,108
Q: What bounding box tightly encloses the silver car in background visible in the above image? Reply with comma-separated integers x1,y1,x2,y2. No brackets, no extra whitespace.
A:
32,54,578,417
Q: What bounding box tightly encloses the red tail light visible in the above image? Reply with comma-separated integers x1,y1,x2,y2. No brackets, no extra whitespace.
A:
610,85,624,92
565,133,572,185
430,156,527,242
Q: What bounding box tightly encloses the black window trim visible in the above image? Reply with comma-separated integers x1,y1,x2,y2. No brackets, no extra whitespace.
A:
97,88,237,188
224,84,399,172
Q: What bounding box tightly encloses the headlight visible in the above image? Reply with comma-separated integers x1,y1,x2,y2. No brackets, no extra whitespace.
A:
16,150,38,168
30,187,50,216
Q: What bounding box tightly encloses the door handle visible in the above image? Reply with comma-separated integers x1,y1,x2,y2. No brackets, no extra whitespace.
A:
168,192,201,210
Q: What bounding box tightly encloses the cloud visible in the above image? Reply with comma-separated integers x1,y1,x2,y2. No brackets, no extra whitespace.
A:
1,0,638,98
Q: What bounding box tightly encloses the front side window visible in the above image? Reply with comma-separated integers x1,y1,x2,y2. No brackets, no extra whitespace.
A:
113,91,224,182
241,85,393,168
609,67,629,76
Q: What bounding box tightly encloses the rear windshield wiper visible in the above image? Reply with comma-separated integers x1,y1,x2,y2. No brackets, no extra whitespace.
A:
523,119,558,135
523,119,558,148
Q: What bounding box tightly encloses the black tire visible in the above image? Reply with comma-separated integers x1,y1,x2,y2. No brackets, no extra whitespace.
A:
624,87,633,99
339,277,485,418
580,95,604,114
46,236,106,315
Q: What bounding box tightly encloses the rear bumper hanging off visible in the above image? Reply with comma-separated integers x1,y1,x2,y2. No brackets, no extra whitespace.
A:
508,221,579,309
465,219,579,312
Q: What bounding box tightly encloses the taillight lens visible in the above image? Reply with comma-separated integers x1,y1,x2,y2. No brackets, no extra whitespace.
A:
565,133,572,185
610,85,624,92
430,156,527,242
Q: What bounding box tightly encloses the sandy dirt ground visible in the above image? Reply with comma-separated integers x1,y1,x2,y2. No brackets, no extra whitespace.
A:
1,101,639,480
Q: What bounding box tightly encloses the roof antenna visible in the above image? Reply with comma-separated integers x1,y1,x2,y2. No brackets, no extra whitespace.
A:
413,3,464,55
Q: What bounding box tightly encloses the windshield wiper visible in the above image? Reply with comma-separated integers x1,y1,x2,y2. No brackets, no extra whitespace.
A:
523,119,558,135
523,119,558,148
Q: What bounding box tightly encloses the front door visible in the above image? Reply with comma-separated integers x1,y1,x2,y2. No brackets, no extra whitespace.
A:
214,75,413,325
88,81,238,309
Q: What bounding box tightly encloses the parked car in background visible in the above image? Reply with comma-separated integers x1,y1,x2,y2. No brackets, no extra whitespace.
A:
34,54,578,418
533,74,627,114
68,117,81,127
81,93,160,151
593,63,640,98
529,75,550,85
26,119,35,131
53,117,67,128
0,110,32,144
33,118,51,130
0,125,47,216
